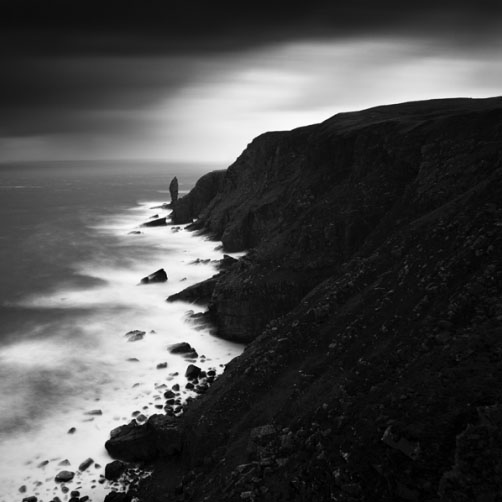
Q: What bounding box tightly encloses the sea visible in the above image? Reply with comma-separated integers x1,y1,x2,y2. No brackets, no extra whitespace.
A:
0,161,243,502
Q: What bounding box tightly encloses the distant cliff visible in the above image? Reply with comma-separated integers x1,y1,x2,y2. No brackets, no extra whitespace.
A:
129,97,502,502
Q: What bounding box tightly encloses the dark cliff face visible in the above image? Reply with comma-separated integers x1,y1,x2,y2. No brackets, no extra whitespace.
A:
136,97,502,502
175,97,502,343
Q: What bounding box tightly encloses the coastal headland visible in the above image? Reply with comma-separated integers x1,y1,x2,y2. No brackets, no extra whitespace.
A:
105,97,502,502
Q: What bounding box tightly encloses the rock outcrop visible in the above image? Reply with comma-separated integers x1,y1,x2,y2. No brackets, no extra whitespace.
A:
105,415,182,462
169,176,179,205
170,170,226,224
114,97,502,502
140,268,168,284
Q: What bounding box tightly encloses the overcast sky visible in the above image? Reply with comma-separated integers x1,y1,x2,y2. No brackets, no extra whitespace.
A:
1,0,502,163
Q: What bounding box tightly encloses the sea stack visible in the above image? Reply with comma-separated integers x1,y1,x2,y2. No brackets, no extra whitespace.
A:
169,176,179,205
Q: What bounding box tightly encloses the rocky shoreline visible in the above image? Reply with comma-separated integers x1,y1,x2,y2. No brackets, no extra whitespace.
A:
104,97,502,502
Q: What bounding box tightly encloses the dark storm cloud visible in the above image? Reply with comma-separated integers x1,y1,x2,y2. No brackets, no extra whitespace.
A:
2,0,502,56
1,0,501,160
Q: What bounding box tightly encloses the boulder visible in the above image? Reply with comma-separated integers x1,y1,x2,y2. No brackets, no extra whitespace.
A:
105,460,127,481
140,269,167,284
185,364,202,380
141,217,167,227
168,342,195,354
55,470,75,482
105,415,182,461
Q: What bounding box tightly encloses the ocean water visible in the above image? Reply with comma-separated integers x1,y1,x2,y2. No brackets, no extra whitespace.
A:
0,161,243,502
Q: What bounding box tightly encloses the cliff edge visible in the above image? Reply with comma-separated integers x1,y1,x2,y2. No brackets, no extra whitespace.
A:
123,97,502,502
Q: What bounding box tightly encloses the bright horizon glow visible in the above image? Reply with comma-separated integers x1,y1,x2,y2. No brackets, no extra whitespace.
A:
2,36,502,164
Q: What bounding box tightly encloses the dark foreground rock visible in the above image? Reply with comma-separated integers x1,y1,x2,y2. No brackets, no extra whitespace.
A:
105,415,182,462
111,97,502,502
140,268,168,284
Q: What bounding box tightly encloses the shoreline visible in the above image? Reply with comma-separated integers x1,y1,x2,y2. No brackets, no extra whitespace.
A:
11,195,244,502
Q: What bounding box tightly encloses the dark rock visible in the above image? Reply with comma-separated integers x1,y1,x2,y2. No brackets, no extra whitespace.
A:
105,460,127,481
67,427,76,434
220,254,238,269
124,330,145,342
104,492,132,502
22,497,37,502
55,470,75,482
78,458,93,471
128,231,141,235
169,176,179,205
167,275,218,304
105,415,182,461
140,268,167,284
156,362,168,369
168,342,196,355
185,364,202,380
141,217,167,227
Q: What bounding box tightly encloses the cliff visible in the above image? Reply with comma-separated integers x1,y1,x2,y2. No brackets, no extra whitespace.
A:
121,97,502,502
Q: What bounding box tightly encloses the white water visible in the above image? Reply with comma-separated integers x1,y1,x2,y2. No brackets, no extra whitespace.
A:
0,200,243,502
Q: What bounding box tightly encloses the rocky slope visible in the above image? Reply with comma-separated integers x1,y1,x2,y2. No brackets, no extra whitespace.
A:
109,97,502,502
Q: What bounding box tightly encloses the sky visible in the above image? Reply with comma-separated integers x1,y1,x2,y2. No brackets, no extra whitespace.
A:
1,0,502,164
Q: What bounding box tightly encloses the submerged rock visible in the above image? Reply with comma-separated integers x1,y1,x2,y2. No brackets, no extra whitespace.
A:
140,268,168,284
125,330,145,342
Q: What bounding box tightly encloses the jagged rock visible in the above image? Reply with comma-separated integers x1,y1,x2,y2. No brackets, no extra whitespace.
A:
170,176,179,204
167,275,218,304
55,470,74,482
105,460,127,481
105,415,182,461
140,268,168,284
141,217,167,227
185,364,202,380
